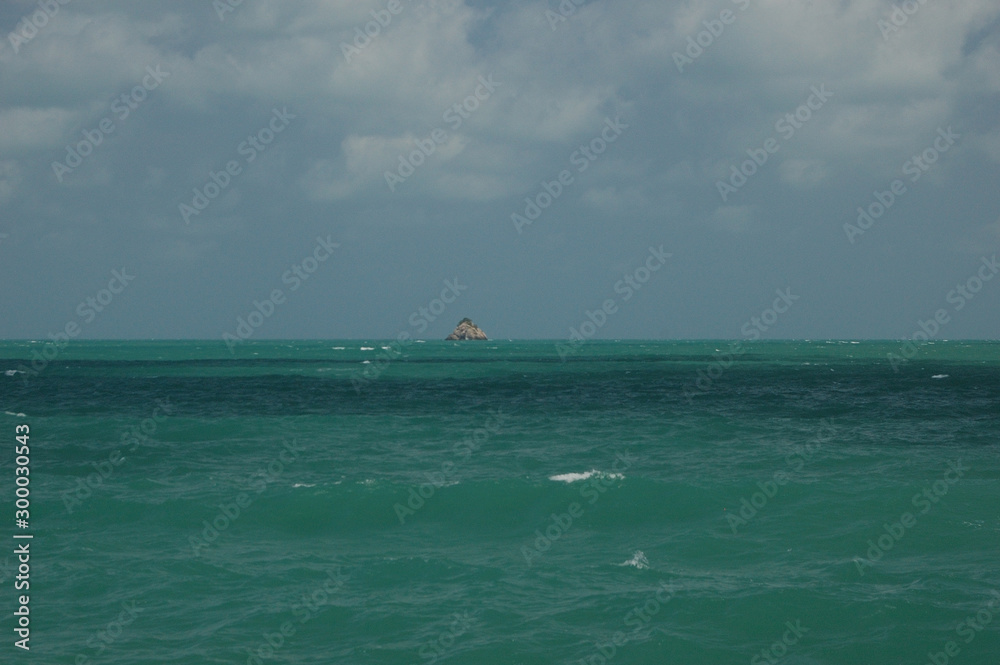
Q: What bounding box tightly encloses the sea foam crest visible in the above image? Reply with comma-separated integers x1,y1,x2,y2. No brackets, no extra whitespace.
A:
617,550,649,569
549,469,625,483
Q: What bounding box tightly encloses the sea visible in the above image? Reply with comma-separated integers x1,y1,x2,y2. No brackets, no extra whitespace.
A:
1,339,998,665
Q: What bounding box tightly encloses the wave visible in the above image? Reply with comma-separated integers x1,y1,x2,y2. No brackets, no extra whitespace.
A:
617,550,649,569
549,470,625,483
75,475,715,534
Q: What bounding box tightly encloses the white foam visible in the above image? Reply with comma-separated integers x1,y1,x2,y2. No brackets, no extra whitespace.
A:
550,470,598,482
360,346,375,351
4,369,24,376
4,411,27,418
549,470,624,483
292,483,316,488
931,374,949,379
618,550,649,570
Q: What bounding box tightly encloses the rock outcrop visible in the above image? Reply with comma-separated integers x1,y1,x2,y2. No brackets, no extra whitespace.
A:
446,318,488,340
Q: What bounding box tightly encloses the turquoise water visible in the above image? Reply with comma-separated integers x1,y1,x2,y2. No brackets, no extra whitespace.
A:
1,340,998,664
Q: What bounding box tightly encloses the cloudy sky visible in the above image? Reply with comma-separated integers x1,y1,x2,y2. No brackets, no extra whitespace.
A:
1,0,999,340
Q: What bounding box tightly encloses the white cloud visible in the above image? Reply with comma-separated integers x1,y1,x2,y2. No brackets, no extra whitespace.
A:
953,216,1000,256
711,204,758,234
976,129,1000,164
779,158,827,186
0,160,21,203
0,107,82,151
301,131,471,200
581,185,646,211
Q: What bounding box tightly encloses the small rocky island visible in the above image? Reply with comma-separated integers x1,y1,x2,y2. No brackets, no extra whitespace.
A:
446,318,488,340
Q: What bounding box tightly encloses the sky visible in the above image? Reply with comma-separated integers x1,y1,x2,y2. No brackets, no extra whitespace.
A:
1,0,999,341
